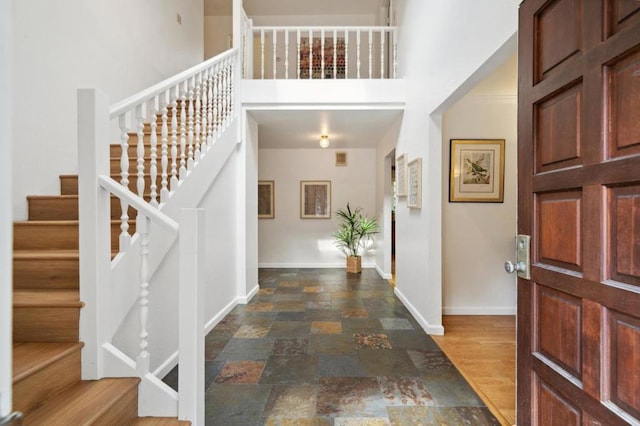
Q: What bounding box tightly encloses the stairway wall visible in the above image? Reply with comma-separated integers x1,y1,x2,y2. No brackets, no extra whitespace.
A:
1,0,12,416
111,123,244,374
11,0,205,220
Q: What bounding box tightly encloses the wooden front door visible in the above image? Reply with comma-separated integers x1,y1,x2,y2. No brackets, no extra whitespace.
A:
518,0,640,424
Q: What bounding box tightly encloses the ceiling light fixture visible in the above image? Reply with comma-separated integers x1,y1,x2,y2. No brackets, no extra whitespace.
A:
319,135,330,148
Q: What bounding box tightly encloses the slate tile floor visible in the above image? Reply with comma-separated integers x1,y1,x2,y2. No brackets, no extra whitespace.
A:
164,268,499,425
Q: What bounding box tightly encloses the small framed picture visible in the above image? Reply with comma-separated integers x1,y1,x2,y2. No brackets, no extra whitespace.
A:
396,153,407,197
258,180,275,219
300,181,331,219
407,158,422,208
449,139,505,203
335,152,347,166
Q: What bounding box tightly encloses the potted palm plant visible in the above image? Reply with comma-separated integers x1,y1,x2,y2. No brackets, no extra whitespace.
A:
333,203,379,273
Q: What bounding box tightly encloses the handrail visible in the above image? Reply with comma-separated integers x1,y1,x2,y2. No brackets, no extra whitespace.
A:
110,48,238,118
97,175,179,234
252,25,397,31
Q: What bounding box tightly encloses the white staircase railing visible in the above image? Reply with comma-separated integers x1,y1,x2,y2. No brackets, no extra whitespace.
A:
78,47,239,425
245,24,398,80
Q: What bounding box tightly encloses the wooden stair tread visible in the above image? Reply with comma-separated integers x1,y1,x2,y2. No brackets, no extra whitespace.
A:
14,220,80,226
13,249,79,259
12,342,83,383
14,289,82,308
24,378,141,424
133,418,190,425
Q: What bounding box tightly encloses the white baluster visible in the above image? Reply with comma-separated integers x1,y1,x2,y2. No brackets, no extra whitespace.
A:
207,68,214,144
333,29,337,79
260,29,265,79
284,29,289,79
321,29,325,79
228,59,234,121
357,30,361,79
179,82,187,180
272,29,277,79
369,29,373,78
136,214,151,376
187,80,195,171
194,74,202,162
200,71,208,154
136,105,146,213
380,30,385,79
160,91,169,203
148,98,159,207
218,65,224,128
170,86,179,191
212,66,219,138
296,29,301,79
118,114,131,251
393,29,398,78
345,30,349,78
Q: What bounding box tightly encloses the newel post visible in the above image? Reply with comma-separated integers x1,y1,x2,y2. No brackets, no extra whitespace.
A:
78,89,112,379
178,208,205,424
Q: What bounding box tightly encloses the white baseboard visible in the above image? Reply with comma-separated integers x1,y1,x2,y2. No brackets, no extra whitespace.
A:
204,297,240,335
375,264,392,280
238,284,259,304
258,262,375,269
394,287,444,335
152,350,179,378
443,306,516,315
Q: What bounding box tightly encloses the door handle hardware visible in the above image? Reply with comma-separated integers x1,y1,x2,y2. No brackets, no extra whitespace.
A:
504,234,531,280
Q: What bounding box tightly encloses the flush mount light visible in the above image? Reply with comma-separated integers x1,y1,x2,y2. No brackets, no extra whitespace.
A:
319,135,330,148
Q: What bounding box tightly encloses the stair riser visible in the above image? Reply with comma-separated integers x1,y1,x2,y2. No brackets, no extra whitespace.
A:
61,175,163,196
13,222,126,250
13,257,78,289
29,197,136,221
13,307,79,342
13,347,81,416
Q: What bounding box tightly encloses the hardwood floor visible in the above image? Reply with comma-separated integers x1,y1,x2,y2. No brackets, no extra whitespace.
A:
431,315,516,426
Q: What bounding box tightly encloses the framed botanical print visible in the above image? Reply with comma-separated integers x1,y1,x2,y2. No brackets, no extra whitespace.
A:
396,153,408,197
407,158,422,208
449,139,505,203
258,180,275,219
300,181,331,219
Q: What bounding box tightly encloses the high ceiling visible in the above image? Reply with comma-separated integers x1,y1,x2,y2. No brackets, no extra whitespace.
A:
249,109,402,149
205,0,386,17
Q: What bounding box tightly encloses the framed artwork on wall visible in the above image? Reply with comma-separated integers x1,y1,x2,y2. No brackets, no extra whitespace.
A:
396,153,407,197
258,180,275,219
449,139,505,203
335,152,347,166
407,158,422,208
300,180,331,219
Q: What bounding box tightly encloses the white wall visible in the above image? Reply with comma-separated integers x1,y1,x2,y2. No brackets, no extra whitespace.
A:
442,64,517,315
258,148,377,267
204,16,232,59
390,0,518,334
12,0,204,219
0,0,12,416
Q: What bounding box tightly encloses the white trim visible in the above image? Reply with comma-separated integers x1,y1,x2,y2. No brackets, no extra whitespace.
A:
237,284,259,304
394,287,444,335
258,262,376,269
153,351,179,378
375,264,392,280
204,297,238,335
443,306,516,315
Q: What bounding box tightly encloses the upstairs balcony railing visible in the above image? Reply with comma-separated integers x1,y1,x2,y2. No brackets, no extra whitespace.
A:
243,22,398,80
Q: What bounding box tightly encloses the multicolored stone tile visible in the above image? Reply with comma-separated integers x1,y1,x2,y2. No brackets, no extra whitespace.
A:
264,418,333,426
234,324,271,338
279,281,301,287
247,302,274,312
260,355,319,384
273,338,309,355
259,288,277,295
310,334,356,355
379,318,414,330
318,354,367,377
306,301,333,310
334,418,391,426
377,376,434,406
311,321,343,334
354,333,393,350
341,307,369,318
274,301,306,312
214,360,265,384
317,377,386,417
304,286,324,293
262,385,317,418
